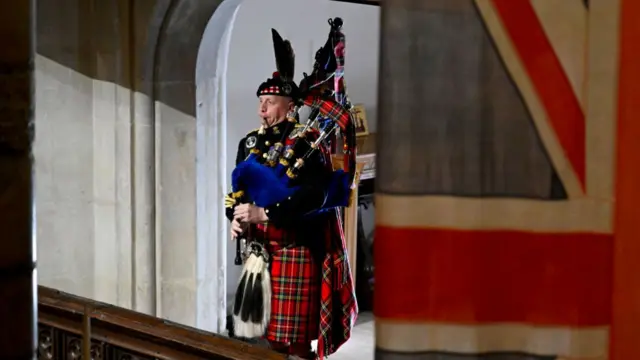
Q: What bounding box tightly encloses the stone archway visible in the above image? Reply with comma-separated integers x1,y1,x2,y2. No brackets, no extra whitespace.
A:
137,0,244,333
194,0,246,330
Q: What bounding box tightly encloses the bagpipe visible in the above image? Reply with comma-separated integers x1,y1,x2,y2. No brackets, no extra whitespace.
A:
230,18,358,339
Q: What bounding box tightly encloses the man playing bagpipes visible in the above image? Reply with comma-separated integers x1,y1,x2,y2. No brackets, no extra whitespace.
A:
224,19,358,360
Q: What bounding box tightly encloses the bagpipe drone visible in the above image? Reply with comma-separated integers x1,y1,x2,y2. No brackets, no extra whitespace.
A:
230,18,357,339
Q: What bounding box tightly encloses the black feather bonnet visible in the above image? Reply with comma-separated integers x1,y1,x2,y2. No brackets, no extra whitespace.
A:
256,29,300,103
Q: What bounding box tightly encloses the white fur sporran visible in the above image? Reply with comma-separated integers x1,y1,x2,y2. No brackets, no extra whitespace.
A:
232,241,271,338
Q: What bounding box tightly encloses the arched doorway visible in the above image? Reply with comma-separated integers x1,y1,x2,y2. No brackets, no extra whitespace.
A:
139,0,244,333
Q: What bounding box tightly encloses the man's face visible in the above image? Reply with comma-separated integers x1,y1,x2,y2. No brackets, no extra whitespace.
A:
258,95,293,127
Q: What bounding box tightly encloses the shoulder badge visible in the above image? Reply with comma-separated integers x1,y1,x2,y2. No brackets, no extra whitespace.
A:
245,136,257,149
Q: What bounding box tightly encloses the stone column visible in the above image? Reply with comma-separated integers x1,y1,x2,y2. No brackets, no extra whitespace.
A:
0,0,37,358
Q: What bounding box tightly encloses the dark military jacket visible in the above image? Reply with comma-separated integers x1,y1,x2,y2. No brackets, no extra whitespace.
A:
225,121,331,233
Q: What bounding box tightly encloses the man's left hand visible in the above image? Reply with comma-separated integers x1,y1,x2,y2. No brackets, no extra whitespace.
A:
234,203,268,224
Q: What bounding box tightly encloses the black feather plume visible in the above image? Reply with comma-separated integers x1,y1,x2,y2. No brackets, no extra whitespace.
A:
240,273,255,322
233,272,247,316
271,29,295,81
250,272,264,323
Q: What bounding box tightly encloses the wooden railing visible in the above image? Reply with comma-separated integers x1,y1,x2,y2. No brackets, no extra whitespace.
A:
38,286,286,360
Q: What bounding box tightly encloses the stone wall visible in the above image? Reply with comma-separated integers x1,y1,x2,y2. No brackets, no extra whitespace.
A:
34,0,226,330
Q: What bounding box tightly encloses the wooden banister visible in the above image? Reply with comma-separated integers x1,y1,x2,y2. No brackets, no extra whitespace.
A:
38,286,286,360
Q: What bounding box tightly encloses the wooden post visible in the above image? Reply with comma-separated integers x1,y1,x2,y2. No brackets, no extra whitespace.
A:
612,0,640,358
83,305,92,359
345,163,365,284
0,0,37,358
333,156,364,284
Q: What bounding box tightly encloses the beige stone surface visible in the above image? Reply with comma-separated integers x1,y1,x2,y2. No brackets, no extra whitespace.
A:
34,0,226,329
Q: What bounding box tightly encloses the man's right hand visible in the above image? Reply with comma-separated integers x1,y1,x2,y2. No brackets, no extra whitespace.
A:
231,218,246,239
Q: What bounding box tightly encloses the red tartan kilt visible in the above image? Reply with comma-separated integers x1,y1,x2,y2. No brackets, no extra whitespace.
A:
266,240,321,344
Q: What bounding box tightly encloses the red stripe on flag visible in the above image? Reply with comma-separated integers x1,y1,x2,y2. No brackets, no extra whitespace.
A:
374,226,612,326
491,0,586,190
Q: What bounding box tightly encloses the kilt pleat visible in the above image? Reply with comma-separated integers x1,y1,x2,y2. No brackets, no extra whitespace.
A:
266,240,321,344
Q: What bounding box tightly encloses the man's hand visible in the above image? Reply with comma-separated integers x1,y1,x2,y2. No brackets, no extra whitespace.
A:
230,218,246,239
233,203,268,224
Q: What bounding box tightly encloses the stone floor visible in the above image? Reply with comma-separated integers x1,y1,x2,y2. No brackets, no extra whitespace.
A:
313,311,374,359
225,311,375,359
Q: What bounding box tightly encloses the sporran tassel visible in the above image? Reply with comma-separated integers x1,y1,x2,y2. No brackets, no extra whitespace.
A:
232,242,271,338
